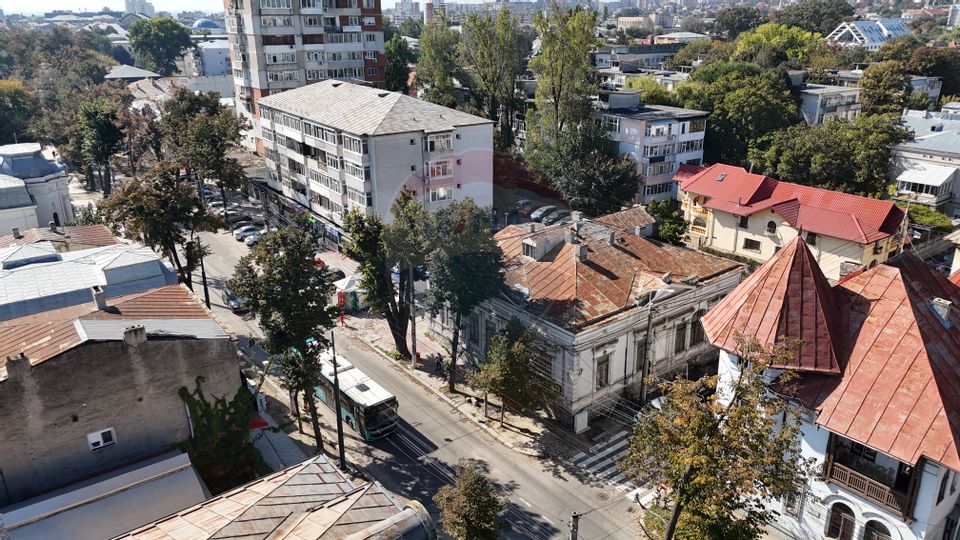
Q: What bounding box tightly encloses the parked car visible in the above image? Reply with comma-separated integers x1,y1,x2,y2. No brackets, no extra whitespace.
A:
517,203,542,218
207,200,225,210
328,268,346,282
530,205,558,222
234,225,260,240
231,219,253,231
244,234,261,246
221,288,246,313
542,210,571,225
223,212,251,225
513,199,535,212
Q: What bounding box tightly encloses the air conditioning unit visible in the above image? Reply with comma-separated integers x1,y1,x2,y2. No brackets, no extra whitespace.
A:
668,135,676,141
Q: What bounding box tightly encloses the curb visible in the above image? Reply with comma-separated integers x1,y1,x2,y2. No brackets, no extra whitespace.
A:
370,344,546,459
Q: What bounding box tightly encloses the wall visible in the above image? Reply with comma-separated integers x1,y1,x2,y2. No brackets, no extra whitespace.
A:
0,336,239,504
23,174,73,227
0,205,39,233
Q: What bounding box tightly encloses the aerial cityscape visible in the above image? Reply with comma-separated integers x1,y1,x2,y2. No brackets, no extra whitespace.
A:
0,0,959,537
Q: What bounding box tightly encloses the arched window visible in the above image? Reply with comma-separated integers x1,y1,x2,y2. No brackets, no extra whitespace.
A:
826,502,855,540
863,521,891,540
765,220,777,234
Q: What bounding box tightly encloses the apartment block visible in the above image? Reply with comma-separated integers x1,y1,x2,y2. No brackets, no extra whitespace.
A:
224,0,386,122
255,80,493,246
798,83,862,125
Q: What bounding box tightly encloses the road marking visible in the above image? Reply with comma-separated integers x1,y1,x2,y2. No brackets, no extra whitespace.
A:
575,437,629,469
517,497,532,508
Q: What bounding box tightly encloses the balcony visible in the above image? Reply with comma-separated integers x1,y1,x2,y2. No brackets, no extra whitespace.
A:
824,434,918,521
827,463,911,517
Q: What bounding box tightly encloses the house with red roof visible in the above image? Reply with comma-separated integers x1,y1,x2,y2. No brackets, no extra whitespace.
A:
676,164,906,282
704,237,960,540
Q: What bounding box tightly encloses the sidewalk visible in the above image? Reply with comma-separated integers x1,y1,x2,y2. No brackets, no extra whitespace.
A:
336,311,588,460
253,410,308,470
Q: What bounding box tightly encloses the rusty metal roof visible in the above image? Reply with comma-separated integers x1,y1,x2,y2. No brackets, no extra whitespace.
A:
496,218,741,330
701,237,843,373
115,455,432,540
711,244,960,471
0,225,118,250
0,285,219,380
591,205,655,231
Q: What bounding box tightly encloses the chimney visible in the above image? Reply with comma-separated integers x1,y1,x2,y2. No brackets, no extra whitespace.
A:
5,352,29,381
571,210,583,223
527,223,536,234
92,285,107,310
123,325,147,347
11,227,20,239
575,244,588,262
933,297,952,325
49,221,56,232
608,231,617,244
566,228,578,244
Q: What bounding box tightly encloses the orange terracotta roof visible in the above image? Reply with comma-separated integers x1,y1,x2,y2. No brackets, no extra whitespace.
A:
678,164,904,244
497,219,742,329
712,245,960,471
951,270,960,287
0,285,217,377
702,237,843,373
0,225,118,250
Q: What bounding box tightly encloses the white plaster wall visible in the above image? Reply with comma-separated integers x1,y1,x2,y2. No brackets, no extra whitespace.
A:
24,174,73,226
0,206,39,233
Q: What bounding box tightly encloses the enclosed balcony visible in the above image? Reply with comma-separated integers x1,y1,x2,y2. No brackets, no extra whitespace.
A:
823,433,920,521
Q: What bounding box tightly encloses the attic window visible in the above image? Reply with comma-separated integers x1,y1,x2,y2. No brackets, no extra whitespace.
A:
717,173,726,182
522,242,536,258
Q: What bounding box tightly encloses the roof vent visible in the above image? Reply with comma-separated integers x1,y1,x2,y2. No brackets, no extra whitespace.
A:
49,221,56,232
932,297,953,327
566,229,577,244
528,223,536,233
124,325,147,347
12,227,20,239
717,173,726,182
92,285,107,310
575,243,588,262
608,231,617,244
932,124,944,132
378,92,389,98
331,82,342,87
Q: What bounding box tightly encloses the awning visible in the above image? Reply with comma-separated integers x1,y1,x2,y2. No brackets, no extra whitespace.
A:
896,162,957,187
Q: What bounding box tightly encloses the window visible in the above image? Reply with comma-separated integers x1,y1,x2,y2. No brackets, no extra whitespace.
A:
262,34,295,45
266,52,296,64
601,115,620,133
87,428,116,451
260,0,291,7
806,231,817,245
365,32,377,41
261,15,292,26
303,34,324,45
738,215,749,229
364,0,374,7
348,16,360,25
645,182,673,195
643,163,672,177
674,322,687,354
850,442,877,462
522,242,535,258
304,15,322,26
325,153,340,170
363,16,376,25
826,503,855,540
326,51,343,61
267,70,299,82
743,238,761,252
306,69,323,80
938,471,950,504
261,128,275,142
429,160,452,178
677,139,703,153
430,186,453,202
863,521,892,540
596,354,610,390
765,220,777,234
635,339,647,372
346,186,367,206
342,135,367,154
343,159,367,179
366,67,379,76
783,488,803,517
690,118,706,132
306,51,324,62
364,50,377,60
427,133,453,151
689,313,704,346
943,517,958,540
469,312,480,344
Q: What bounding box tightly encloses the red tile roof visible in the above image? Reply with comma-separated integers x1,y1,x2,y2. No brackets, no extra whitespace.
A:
708,240,960,471
0,285,217,378
496,218,742,329
702,238,843,373
678,164,904,244
950,270,960,287
0,225,118,250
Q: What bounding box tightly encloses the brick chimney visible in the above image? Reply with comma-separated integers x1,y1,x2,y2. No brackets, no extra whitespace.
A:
5,352,29,381
123,325,147,347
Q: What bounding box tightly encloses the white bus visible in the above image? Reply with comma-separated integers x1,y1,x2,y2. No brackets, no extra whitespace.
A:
314,351,399,440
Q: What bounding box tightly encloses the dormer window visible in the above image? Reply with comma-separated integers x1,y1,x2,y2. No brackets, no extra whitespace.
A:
522,241,536,258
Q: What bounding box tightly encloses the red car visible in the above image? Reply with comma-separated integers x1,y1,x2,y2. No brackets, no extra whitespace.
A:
517,204,542,218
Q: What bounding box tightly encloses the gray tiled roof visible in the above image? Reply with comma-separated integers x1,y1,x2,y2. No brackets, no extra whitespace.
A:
104,64,160,80
0,143,64,179
257,79,492,136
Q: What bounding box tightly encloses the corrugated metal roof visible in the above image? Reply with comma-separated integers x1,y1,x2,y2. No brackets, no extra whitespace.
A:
702,238,843,373
0,143,64,179
896,161,957,187
257,79,491,136
76,318,227,341
0,225,119,250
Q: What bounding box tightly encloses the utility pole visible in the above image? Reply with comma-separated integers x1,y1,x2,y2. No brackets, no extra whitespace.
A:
198,239,211,309
569,512,580,540
409,265,417,368
330,330,347,470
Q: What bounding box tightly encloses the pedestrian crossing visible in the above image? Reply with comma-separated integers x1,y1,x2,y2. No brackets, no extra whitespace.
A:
569,429,657,503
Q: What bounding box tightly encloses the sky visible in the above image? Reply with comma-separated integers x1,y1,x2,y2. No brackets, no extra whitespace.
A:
0,0,404,14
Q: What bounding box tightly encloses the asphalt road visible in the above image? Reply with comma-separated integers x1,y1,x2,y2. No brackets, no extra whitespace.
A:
193,210,638,540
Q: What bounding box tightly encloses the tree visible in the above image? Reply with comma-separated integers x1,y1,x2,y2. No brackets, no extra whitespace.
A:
647,199,687,245
748,114,908,197
0,79,36,144
860,60,910,114
460,10,531,150
665,40,735,70
398,17,424,38
769,0,854,34
434,461,507,540
115,105,162,177
470,319,553,426
535,120,639,216
899,203,953,233
734,23,824,65
159,88,222,159
425,198,504,393
415,14,460,107
384,188,429,362
384,34,413,93
177,107,247,210
228,223,337,450
905,89,932,110
714,6,765,39
624,76,678,106
621,338,811,540
177,377,270,494
128,17,194,76
906,47,960,97
869,35,922,63
100,163,217,286
77,97,123,196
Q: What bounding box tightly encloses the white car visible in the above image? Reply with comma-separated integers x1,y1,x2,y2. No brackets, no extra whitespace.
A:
245,229,267,246
233,225,259,241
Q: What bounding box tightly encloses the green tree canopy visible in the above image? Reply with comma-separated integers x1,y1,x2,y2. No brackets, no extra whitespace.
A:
128,17,194,76
434,461,507,540
860,60,910,114
647,199,687,245
665,39,735,70
624,76,679,106
714,6,766,39
415,14,460,107
0,79,36,144
622,338,812,540
384,33,413,94
425,198,504,393
906,47,960,97
734,23,825,65
398,17,424,38
177,377,270,494
228,222,337,449
869,35,922,63
769,0,854,34
899,203,953,233
77,97,123,196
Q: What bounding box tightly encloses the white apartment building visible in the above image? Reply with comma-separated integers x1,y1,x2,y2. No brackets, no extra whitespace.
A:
798,83,862,125
706,238,960,540
255,80,493,246
594,90,707,203
224,0,386,125
891,106,960,217
124,0,155,17
184,40,232,76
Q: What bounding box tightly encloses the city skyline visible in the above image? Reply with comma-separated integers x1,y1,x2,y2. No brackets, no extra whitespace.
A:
0,0,422,15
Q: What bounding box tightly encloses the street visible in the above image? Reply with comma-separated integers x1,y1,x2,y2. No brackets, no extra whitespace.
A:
193,216,639,540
